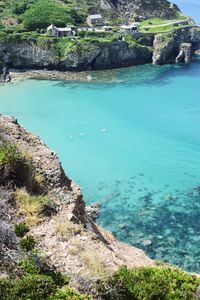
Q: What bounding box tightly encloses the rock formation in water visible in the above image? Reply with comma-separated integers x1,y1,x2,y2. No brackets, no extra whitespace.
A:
0,27,200,71
152,27,200,64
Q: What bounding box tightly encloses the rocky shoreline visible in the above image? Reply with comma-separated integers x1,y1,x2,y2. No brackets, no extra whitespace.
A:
0,27,199,75
0,114,153,295
10,69,96,82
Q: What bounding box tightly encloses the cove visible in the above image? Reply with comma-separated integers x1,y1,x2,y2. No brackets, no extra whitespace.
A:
0,58,200,272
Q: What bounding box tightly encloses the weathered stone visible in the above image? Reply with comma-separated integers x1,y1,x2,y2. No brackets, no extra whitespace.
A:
142,239,152,246
175,43,192,63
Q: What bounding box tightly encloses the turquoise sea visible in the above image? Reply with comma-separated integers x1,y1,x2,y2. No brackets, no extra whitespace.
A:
1,1,200,272
1,58,200,272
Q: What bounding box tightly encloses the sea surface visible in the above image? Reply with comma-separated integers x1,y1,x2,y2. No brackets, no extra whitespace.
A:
1,1,200,272
1,58,200,272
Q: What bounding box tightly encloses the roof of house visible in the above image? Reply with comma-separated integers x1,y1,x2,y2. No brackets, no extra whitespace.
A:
57,27,72,32
87,14,103,20
47,24,58,30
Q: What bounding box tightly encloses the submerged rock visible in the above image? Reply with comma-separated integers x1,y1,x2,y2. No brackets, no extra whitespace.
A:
142,239,153,247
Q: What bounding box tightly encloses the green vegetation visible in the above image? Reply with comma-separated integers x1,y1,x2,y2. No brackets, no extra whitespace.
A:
20,1,73,31
48,289,92,300
19,235,36,251
0,274,57,300
0,255,92,300
14,221,29,237
0,143,21,168
98,266,200,300
140,17,172,27
15,188,50,224
141,24,180,33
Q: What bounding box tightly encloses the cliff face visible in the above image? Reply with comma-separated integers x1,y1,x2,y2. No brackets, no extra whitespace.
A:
0,27,200,72
108,0,180,20
0,115,153,294
0,39,152,71
152,27,200,64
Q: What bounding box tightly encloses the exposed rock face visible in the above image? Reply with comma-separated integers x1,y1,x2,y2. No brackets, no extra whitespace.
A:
0,40,152,71
0,115,153,293
175,43,192,63
105,0,180,20
0,27,200,71
152,27,200,64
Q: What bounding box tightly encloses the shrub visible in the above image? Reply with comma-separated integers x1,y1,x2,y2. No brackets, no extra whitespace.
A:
19,257,68,286
14,222,29,237
98,266,200,300
48,288,92,300
21,0,73,31
19,258,39,275
20,235,36,251
0,275,56,300
54,216,82,240
15,188,50,224
0,143,21,168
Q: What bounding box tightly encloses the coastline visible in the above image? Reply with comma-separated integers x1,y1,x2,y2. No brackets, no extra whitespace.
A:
9,51,200,83
10,69,95,82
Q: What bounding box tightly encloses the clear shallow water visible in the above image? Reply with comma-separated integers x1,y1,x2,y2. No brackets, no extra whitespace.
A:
1,58,200,272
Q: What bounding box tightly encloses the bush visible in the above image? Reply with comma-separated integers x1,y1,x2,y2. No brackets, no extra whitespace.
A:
15,188,50,224
48,288,92,300
98,266,200,300
21,0,73,31
14,222,29,237
19,257,69,286
0,275,56,300
0,143,21,168
19,258,40,275
20,235,36,251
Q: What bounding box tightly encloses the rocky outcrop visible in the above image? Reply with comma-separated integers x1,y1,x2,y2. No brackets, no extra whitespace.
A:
0,39,152,71
0,27,200,71
105,0,180,20
175,43,192,63
152,27,200,64
0,115,153,293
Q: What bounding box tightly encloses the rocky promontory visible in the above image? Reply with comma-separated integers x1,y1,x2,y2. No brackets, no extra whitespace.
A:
0,27,200,73
0,114,153,296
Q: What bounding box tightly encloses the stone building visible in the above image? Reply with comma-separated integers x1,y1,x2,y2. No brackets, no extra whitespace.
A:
86,14,104,27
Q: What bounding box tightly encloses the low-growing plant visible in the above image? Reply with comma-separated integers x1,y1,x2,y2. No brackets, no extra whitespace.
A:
80,249,107,278
20,235,36,251
19,257,69,286
19,258,40,275
15,188,50,224
48,288,92,300
98,266,200,300
54,216,82,240
0,143,21,168
14,221,29,237
0,274,56,300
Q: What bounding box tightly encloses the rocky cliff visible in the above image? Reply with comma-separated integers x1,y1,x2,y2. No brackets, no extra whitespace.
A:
107,0,180,20
0,115,153,295
0,27,200,72
0,38,152,71
152,27,200,64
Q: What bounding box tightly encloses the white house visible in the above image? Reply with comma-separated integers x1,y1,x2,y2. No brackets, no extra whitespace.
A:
86,14,104,27
47,24,75,37
120,22,139,33
47,24,59,37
